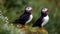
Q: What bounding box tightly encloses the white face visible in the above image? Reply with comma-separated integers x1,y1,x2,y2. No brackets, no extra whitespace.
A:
25,7,32,12
42,8,48,13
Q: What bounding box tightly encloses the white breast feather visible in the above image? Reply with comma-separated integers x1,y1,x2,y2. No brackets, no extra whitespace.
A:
41,15,49,27
26,14,33,24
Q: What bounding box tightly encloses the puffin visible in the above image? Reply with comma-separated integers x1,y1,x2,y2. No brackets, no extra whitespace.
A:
14,6,34,28
32,8,49,32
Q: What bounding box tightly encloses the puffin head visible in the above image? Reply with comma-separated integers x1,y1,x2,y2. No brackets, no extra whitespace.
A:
25,6,34,13
41,8,49,13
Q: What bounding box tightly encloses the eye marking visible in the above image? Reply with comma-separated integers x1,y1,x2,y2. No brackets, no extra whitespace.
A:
28,8,29,9
25,7,32,11
42,8,48,12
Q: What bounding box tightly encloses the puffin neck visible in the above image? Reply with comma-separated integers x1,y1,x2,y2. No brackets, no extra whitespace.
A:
24,11,31,15
41,12,47,17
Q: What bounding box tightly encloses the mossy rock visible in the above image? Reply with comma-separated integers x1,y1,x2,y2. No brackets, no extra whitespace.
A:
1,24,48,34
19,27,48,34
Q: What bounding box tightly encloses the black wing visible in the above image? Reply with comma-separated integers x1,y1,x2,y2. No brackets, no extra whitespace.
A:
13,14,30,25
32,16,43,27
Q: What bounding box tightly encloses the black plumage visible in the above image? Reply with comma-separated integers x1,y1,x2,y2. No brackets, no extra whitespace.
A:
13,6,34,27
32,8,49,28
14,11,31,25
32,12,47,27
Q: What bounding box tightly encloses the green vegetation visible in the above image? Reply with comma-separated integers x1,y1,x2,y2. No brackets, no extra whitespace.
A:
0,0,60,34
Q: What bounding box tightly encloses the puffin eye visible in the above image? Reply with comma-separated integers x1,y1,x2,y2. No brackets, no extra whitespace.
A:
44,8,45,10
28,8,29,9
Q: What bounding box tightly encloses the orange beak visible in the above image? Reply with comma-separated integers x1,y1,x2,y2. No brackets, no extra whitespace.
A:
32,8,34,12
47,8,49,12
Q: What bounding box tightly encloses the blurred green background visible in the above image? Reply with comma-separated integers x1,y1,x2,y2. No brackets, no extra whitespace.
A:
0,0,60,34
